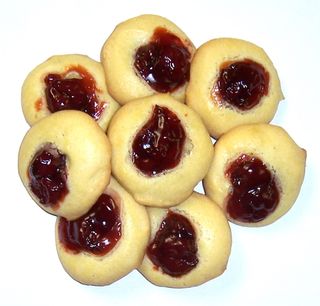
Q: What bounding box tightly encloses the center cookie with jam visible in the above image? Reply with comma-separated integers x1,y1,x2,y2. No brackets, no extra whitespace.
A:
107,94,214,207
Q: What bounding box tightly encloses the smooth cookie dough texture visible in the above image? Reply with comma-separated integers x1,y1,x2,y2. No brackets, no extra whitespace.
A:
18,110,112,220
21,54,119,131
186,38,284,139
101,14,195,104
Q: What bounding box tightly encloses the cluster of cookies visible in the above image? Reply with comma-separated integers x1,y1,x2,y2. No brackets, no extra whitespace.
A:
18,14,306,288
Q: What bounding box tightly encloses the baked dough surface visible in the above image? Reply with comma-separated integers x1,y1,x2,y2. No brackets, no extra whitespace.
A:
55,177,150,285
203,123,306,226
101,14,195,104
186,38,284,139
138,192,232,288
107,94,214,207
21,54,119,131
18,110,111,220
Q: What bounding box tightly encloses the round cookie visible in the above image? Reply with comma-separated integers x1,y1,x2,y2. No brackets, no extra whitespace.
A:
138,192,232,288
55,177,150,285
101,14,195,104
203,123,306,227
186,38,284,139
18,110,111,220
107,94,214,207
21,54,119,131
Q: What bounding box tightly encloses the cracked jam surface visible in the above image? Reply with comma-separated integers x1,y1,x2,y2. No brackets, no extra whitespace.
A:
134,27,191,93
225,154,279,223
58,193,121,256
132,105,186,176
147,210,198,277
44,66,104,120
214,59,269,111
28,144,68,209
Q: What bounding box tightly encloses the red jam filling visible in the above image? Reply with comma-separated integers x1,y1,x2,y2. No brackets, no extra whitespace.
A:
28,144,68,209
58,193,121,256
147,211,198,277
35,98,43,111
134,27,191,93
225,154,279,223
214,59,269,111
132,105,186,176
44,65,104,120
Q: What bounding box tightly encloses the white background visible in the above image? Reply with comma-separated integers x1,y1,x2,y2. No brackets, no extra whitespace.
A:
1,0,319,305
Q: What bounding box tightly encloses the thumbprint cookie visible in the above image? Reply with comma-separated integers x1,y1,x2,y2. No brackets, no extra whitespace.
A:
21,54,119,131
55,177,150,285
101,14,195,104
138,192,232,288
18,110,111,220
203,124,306,227
107,94,214,207
186,38,284,138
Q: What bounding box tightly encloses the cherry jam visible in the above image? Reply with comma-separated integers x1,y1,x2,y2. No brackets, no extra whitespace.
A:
44,66,104,120
132,105,186,176
147,211,198,277
225,154,279,223
134,27,191,93
28,144,68,209
214,59,269,111
58,193,121,256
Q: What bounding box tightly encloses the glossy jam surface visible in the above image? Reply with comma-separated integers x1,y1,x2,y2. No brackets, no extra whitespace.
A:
214,59,269,111
226,154,279,223
58,193,121,256
134,27,191,93
44,66,104,120
132,105,186,176
147,211,198,277
28,144,68,209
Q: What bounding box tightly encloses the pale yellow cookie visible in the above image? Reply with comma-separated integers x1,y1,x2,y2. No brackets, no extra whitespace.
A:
55,177,150,286
107,94,214,207
186,38,284,138
18,110,111,220
21,54,119,131
138,192,232,288
203,124,306,227
101,14,195,104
